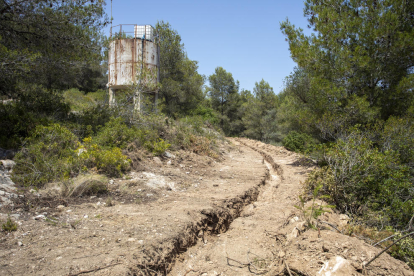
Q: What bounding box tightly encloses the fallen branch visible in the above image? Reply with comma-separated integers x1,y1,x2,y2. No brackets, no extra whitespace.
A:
66,261,122,276
364,231,414,268
373,213,414,247
319,220,343,234
284,260,293,276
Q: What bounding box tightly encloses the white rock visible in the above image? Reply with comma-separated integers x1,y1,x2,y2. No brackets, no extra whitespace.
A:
317,256,357,276
34,215,46,220
153,157,163,165
164,151,175,159
289,216,299,224
127,238,136,242
10,214,20,220
57,205,65,209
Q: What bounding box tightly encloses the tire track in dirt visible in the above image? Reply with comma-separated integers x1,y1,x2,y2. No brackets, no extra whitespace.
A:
168,138,307,276
169,138,413,276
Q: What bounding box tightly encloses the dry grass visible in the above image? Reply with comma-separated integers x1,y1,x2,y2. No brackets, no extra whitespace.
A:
62,174,108,197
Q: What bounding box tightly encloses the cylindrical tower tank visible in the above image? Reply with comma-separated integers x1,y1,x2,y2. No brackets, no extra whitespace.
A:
108,38,159,89
107,24,159,108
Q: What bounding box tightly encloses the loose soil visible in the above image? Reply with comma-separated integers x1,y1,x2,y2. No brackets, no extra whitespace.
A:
0,138,412,276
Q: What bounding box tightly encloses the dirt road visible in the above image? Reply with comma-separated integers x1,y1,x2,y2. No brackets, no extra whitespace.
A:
0,138,412,275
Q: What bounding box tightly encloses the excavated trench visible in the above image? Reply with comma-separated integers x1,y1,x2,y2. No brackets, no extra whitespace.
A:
131,143,281,276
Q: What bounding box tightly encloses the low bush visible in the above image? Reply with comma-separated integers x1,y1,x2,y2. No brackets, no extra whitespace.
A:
306,130,413,229
77,137,131,177
93,117,138,149
0,84,70,148
2,216,18,232
282,131,317,153
146,138,171,156
12,124,78,187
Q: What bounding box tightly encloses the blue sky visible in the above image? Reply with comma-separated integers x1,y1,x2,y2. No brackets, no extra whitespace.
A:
104,0,312,94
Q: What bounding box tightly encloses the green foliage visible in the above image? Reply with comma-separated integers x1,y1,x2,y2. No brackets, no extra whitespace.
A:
308,130,413,228
12,123,132,187
0,84,70,148
12,124,78,187
93,147,131,177
2,216,17,233
242,80,279,142
67,104,114,139
391,233,414,269
280,0,414,133
0,0,108,97
208,67,244,135
295,184,335,229
77,137,131,177
282,131,316,153
381,116,414,165
63,89,107,112
93,117,138,149
155,21,205,117
146,138,171,156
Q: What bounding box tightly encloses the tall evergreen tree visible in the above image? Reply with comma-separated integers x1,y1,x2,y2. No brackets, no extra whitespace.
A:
242,80,277,141
155,21,205,117
0,0,108,97
281,0,414,139
208,67,240,135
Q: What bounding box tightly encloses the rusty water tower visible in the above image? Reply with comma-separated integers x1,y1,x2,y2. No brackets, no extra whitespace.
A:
107,24,160,111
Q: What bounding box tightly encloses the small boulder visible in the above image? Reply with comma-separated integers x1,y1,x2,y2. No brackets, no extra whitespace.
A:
317,256,357,276
153,157,163,165
164,151,176,159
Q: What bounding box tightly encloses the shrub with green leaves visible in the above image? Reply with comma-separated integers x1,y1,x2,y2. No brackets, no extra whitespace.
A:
2,216,18,232
0,84,70,148
311,130,413,228
145,138,171,156
12,124,78,187
77,137,131,177
391,234,414,269
93,117,138,149
282,131,317,153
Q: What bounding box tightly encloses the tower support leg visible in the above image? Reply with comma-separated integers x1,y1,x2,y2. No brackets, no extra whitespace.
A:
134,89,141,113
109,87,116,107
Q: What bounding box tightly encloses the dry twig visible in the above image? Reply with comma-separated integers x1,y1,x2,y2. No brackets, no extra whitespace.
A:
319,220,343,234
66,261,122,276
364,231,414,269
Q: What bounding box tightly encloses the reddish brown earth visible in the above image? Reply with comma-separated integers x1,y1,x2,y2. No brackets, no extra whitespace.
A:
0,138,412,276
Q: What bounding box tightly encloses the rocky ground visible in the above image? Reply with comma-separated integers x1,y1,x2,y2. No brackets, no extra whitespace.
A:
0,139,412,276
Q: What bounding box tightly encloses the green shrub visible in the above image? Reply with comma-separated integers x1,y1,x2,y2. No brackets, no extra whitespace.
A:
93,147,131,176
391,234,414,269
282,131,316,153
0,84,69,148
66,104,114,139
145,138,171,156
310,130,413,228
93,117,138,149
77,137,131,177
12,124,78,187
63,88,106,112
381,116,414,164
2,216,18,232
